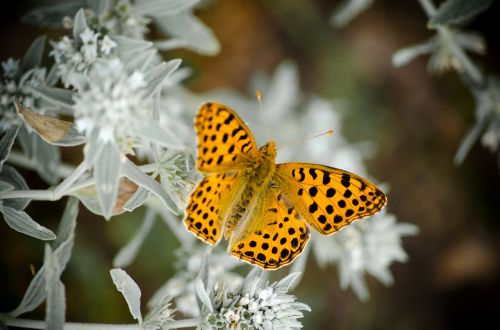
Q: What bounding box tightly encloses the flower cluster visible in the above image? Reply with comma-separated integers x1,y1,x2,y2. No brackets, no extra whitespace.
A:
312,211,418,300
50,28,116,87
72,58,146,145
0,58,46,132
151,244,242,317
200,270,310,330
63,0,150,39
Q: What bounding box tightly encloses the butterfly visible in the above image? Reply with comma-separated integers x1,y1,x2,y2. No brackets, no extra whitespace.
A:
183,102,387,269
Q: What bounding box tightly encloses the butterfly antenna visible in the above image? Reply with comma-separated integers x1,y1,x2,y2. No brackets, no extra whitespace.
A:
277,129,334,150
256,90,273,141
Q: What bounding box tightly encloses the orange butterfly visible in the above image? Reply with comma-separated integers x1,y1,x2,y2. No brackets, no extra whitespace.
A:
184,102,386,269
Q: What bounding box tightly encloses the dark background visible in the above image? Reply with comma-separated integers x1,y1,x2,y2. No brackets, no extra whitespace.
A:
1,1,500,329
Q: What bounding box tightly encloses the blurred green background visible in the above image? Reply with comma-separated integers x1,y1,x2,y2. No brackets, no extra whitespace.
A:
1,0,500,329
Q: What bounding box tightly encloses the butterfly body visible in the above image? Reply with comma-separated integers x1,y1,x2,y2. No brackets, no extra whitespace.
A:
184,102,387,269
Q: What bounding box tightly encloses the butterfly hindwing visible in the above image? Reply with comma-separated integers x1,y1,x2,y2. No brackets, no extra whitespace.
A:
194,102,258,173
274,163,387,235
229,186,310,269
185,171,246,244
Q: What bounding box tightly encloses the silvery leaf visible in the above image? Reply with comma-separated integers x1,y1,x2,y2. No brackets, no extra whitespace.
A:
154,11,220,55
0,181,14,191
113,209,155,268
430,0,493,27
83,132,104,166
123,187,149,212
15,101,84,146
135,0,201,16
8,198,77,317
31,86,75,112
44,245,65,330
53,197,79,249
22,1,83,28
17,125,34,159
392,39,436,68
21,36,46,72
112,36,154,53
73,9,89,39
143,59,182,98
1,205,56,241
122,160,178,215
94,143,122,220
0,165,30,210
195,278,212,313
154,38,190,52
454,110,492,164
0,127,19,172
330,0,374,27
31,135,61,185
46,64,60,87
110,268,143,324
135,121,181,148
276,272,301,291
124,49,157,73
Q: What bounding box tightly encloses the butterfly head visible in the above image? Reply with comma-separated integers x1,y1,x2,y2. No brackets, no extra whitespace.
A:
259,140,277,161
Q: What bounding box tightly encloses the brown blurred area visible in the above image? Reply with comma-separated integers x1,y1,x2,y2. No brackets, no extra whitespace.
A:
1,0,500,329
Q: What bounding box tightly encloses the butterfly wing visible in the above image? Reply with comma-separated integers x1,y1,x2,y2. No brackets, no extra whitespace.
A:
274,163,386,235
195,102,259,173
229,185,310,269
185,170,247,244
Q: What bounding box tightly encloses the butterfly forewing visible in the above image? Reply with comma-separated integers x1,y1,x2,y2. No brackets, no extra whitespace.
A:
184,171,247,244
194,102,258,173
229,186,310,269
274,163,387,235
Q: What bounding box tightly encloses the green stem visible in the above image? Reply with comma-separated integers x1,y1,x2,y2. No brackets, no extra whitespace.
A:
0,162,159,201
7,151,75,178
0,315,199,329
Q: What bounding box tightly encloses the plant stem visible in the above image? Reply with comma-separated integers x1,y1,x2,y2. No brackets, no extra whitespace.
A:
7,151,75,178
0,315,199,329
418,0,436,16
418,0,484,85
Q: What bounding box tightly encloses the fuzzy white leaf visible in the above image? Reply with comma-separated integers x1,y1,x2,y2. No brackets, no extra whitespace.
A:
0,181,14,191
0,165,30,210
122,160,178,215
135,0,201,16
123,187,149,212
113,210,155,268
73,9,89,39
430,0,493,26
31,86,75,112
154,11,220,55
20,35,46,72
1,206,56,240
195,278,213,313
0,127,19,172
110,268,143,324
143,59,182,98
330,0,374,27
9,198,77,317
94,143,122,220
111,35,154,53
44,245,65,330
392,39,436,68
22,1,82,28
